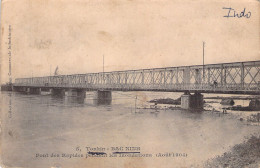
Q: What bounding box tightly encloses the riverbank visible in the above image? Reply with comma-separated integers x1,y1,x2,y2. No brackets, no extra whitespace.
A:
204,134,260,168
205,95,260,100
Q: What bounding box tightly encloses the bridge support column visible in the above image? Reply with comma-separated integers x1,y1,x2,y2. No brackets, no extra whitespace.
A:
181,92,204,110
67,89,86,98
51,88,65,97
26,87,30,94
94,90,112,105
181,92,191,109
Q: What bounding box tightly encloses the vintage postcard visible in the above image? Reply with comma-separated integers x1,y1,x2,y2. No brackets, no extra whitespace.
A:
0,0,260,167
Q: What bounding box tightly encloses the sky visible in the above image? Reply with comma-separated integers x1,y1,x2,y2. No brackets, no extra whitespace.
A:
0,0,259,83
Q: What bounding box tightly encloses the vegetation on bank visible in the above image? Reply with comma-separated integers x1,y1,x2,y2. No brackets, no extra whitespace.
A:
204,134,260,168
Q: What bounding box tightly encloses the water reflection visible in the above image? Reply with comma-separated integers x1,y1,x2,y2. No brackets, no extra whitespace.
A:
93,98,112,106
150,111,160,117
180,109,204,120
49,95,86,105
64,96,85,104
0,91,259,168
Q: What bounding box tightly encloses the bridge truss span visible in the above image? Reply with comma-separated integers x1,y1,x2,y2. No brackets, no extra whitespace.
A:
14,61,260,95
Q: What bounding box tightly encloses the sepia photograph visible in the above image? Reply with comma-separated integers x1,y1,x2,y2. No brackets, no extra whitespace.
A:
0,0,259,167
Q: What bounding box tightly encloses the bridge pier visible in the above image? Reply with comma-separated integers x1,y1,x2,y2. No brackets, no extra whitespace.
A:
67,89,86,98
181,92,191,109
94,90,112,105
26,87,30,94
181,92,204,110
51,88,65,97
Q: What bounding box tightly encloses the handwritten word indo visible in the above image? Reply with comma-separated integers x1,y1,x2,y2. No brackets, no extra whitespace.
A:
223,7,251,18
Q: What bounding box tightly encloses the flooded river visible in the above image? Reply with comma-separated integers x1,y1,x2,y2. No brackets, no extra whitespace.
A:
0,91,259,168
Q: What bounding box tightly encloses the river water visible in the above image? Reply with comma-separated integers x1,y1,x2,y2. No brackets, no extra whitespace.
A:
0,91,259,168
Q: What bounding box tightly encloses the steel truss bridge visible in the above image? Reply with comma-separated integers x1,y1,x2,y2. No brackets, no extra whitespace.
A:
14,61,260,95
